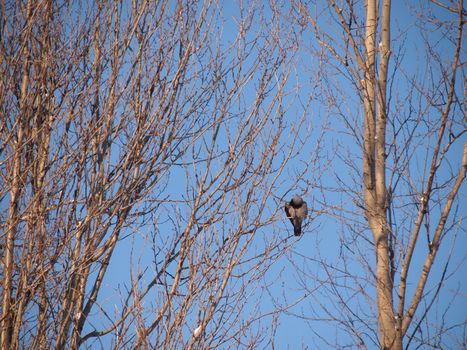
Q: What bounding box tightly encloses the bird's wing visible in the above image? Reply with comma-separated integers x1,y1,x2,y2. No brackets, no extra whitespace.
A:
299,201,308,218
285,203,295,224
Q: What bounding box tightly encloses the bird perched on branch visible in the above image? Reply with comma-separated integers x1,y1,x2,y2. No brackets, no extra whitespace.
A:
285,195,308,236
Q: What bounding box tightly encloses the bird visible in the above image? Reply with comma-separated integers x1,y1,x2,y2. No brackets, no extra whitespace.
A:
285,195,308,236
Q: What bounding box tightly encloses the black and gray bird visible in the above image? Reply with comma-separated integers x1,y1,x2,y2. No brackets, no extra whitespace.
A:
285,195,308,236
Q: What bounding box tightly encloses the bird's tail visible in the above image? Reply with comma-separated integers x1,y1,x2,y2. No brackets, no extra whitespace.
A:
294,226,301,236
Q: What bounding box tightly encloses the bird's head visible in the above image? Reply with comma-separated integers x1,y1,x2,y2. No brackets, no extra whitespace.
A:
291,195,303,206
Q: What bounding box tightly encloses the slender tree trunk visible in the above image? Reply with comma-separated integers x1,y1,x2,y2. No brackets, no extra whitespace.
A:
1,1,33,347
362,0,400,348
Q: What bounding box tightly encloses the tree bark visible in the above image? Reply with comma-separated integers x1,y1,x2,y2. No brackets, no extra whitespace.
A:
362,0,399,348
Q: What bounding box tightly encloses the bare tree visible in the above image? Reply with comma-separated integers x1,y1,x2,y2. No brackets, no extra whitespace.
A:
287,0,466,349
0,1,315,349
4,1,461,349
